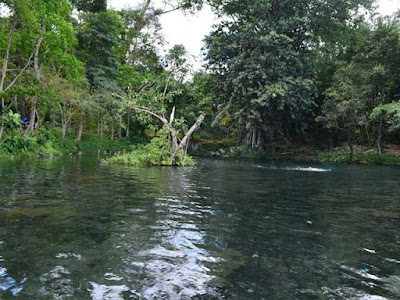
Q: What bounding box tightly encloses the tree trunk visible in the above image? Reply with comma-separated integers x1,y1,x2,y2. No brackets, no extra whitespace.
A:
126,115,130,138
0,22,15,139
34,23,45,80
51,106,56,129
62,123,67,139
110,120,114,140
170,107,178,151
348,133,354,163
251,126,258,148
100,116,104,140
97,116,101,136
35,109,40,131
60,107,66,139
134,0,151,32
76,117,84,141
27,100,37,132
258,129,263,149
364,124,370,145
182,136,190,162
376,116,383,155
26,23,45,134
67,117,72,131
171,112,205,162
118,124,122,139
60,106,74,140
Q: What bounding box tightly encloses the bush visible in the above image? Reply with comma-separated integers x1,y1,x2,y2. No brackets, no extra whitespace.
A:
0,125,136,157
107,129,193,167
364,153,400,165
317,150,400,165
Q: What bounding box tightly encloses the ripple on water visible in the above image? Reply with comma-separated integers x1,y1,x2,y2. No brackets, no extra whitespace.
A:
321,286,390,300
40,266,73,299
120,190,219,299
55,253,82,260
0,267,27,296
89,282,132,300
1,157,399,299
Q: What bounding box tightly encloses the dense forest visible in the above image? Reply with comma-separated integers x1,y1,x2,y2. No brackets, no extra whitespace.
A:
1,0,400,165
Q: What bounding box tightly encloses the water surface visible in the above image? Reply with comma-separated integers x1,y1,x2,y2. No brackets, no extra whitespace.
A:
0,156,399,299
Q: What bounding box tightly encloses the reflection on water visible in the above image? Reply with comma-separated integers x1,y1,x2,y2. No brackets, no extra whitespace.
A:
0,267,26,296
87,171,219,299
0,156,399,299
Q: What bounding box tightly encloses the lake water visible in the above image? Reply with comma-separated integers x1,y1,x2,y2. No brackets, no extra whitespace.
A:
0,155,399,299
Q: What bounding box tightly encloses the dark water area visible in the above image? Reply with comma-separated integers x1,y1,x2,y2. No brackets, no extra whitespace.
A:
0,155,399,299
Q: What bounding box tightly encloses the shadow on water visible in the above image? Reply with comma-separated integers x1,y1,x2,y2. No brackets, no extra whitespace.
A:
0,156,399,299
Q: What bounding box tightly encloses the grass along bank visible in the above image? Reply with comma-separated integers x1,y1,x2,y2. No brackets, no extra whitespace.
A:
189,141,400,166
0,128,137,158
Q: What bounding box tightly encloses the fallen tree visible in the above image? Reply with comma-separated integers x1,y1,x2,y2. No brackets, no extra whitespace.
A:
106,105,205,166
132,105,205,163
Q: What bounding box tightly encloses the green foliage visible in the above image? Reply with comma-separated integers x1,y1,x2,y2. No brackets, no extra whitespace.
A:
370,102,400,131
317,151,400,165
204,0,373,146
70,0,107,12
317,64,366,132
0,110,24,153
0,126,132,157
1,109,20,132
118,7,163,70
318,15,400,148
77,10,123,90
107,128,193,166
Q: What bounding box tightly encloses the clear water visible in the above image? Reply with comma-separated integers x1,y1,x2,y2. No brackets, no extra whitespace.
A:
0,155,399,299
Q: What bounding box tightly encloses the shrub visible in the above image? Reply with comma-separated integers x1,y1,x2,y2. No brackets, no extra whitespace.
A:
107,129,193,167
317,150,400,165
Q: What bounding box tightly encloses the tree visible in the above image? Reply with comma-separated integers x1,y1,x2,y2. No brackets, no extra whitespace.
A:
77,10,122,91
370,102,400,133
70,0,107,13
203,0,373,148
318,13,400,154
77,9,123,138
318,65,367,162
47,75,89,139
117,45,205,164
1,0,80,136
358,16,400,153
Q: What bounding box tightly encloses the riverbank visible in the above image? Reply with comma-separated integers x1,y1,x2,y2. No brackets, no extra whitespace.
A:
189,141,400,166
2,132,399,166
0,129,138,158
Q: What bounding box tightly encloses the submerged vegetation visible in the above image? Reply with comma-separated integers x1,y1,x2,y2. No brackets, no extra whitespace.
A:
0,0,399,165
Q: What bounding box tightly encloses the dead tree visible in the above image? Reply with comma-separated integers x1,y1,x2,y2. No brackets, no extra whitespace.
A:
132,105,204,163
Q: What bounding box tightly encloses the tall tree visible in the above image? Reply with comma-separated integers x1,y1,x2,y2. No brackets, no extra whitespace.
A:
204,0,373,147
70,0,107,13
319,13,400,154
77,10,122,90
1,0,81,135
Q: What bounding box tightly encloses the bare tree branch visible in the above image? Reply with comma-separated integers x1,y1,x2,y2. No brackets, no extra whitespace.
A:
0,21,16,95
172,112,205,159
3,52,34,93
169,106,175,126
132,106,169,124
